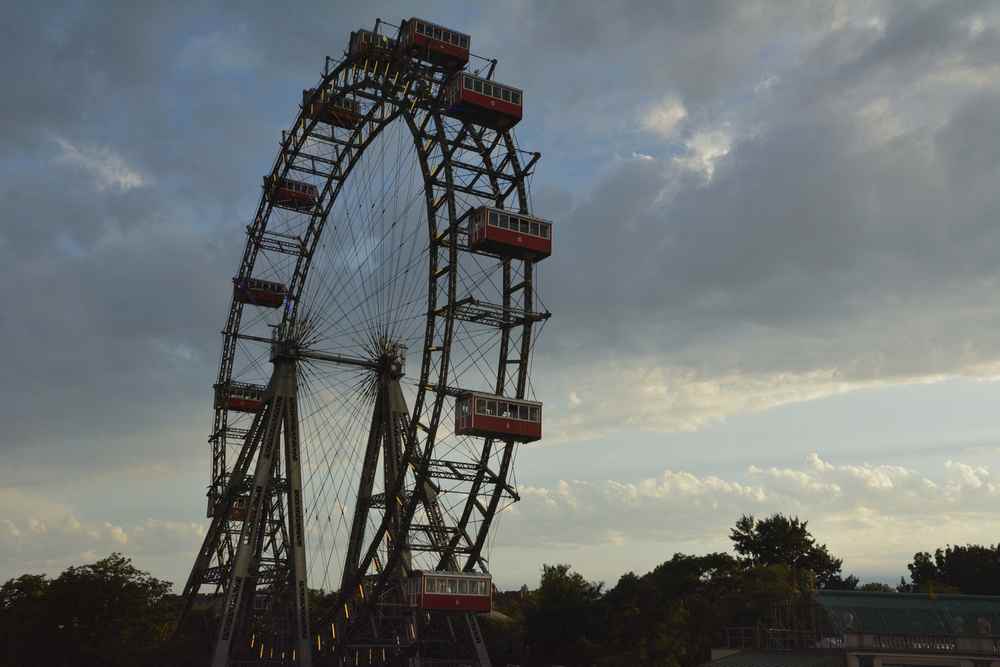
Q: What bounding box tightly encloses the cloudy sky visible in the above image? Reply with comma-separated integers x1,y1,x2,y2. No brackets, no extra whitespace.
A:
4,0,1000,591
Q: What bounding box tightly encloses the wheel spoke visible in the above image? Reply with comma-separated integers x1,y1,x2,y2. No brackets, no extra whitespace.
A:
178,23,546,665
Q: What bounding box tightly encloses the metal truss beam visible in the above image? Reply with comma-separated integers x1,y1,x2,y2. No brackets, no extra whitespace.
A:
435,296,550,329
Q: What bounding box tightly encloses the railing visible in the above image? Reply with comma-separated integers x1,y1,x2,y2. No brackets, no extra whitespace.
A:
849,634,1000,656
724,626,843,651
869,634,957,652
726,629,1000,657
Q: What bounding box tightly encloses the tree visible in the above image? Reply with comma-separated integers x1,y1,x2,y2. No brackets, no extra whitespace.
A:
859,582,894,593
908,551,939,589
1,574,52,665
824,573,860,590
524,564,604,665
730,514,851,589
0,573,50,608
600,553,744,667
907,544,1000,594
0,553,174,667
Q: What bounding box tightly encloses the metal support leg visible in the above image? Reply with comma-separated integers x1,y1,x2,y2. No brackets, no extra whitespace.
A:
283,380,312,666
211,360,301,667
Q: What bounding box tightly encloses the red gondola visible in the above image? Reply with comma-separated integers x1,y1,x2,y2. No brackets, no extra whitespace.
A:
214,382,267,414
229,495,249,522
397,18,470,68
403,571,492,613
443,73,522,131
207,495,249,520
349,29,397,60
302,89,363,129
455,392,542,443
233,276,287,309
468,206,551,260
264,176,318,212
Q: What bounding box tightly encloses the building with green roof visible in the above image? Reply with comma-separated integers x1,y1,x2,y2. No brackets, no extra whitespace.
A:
708,590,1000,667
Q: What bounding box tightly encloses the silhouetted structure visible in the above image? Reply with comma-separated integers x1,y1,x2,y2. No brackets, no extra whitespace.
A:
714,590,1000,667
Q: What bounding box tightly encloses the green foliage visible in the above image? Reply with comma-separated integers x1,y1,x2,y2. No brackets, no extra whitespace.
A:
731,514,851,589
309,587,341,631
523,564,605,665
493,516,860,666
507,549,833,667
907,544,1000,594
0,514,924,666
0,574,52,665
0,553,173,667
601,553,742,667
859,582,894,592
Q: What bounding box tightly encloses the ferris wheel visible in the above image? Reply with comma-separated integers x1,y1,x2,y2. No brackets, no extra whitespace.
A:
177,17,551,667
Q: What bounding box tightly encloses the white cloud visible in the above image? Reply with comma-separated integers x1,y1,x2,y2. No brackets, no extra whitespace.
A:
543,362,881,444
495,453,1000,581
52,136,147,192
945,460,993,492
641,96,688,138
537,348,1000,444
0,487,203,581
673,129,732,179
855,97,906,145
755,74,780,94
511,469,768,551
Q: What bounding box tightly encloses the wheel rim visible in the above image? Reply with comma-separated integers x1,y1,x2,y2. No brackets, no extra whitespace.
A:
204,44,546,659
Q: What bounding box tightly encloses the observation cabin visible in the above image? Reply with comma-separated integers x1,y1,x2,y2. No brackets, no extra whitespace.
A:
468,206,551,261
233,276,287,309
214,381,267,414
205,492,250,521
443,73,523,131
403,571,493,613
264,175,319,212
397,18,470,69
228,495,249,522
302,88,362,129
455,392,542,443
349,29,397,60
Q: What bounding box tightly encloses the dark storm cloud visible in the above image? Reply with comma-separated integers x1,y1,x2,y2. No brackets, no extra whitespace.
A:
3,4,193,153
835,0,996,88
2,0,999,478
492,1,828,99
0,0,477,473
526,1,1000,386
2,4,239,467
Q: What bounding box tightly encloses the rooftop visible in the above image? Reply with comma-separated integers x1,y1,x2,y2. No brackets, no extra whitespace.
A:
709,650,844,667
816,590,1000,637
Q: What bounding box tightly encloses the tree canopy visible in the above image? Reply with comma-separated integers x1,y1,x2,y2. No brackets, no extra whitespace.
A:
3,515,956,667
730,513,858,589
493,515,863,666
907,544,1000,594
0,553,174,667
523,564,605,664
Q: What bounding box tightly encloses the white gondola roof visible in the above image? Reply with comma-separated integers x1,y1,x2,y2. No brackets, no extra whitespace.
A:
407,17,471,40
472,206,551,225
460,390,542,407
410,569,491,578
